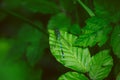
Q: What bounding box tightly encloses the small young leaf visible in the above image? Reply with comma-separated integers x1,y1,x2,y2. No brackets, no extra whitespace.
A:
49,29,91,72
111,25,120,59
69,24,81,35
89,50,113,80
47,13,71,31
58,72,88,80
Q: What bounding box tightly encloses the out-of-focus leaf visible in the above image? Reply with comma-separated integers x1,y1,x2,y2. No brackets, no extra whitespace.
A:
47,13,71,31
23,0,60,14
89,50,113,80
94,0,120,22
59,0,76,13
0,61,42,80
74,17,112,47
18,24,41,43
58,72,88,80
0,38,12,62
117,72,120,80
69,24,81,35
111,25,120,59
3,0,60,14
9,40,28,60
49,29,91,72
114,61,120,77
0,61,27,80
2,0,22,9
18,23,47,66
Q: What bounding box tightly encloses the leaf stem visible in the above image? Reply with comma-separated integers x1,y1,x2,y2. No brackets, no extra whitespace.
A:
77,0,95,17
0,8,48,36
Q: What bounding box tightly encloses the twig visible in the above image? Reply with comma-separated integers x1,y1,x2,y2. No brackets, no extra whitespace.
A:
77,0,95,17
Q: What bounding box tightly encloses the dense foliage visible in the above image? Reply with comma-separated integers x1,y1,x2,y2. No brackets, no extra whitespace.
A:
0,0,120,80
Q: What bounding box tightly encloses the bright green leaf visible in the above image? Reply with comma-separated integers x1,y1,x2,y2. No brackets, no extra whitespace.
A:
89,50,113,80
49,29,91,72
58,72,88,80
111,25,120,59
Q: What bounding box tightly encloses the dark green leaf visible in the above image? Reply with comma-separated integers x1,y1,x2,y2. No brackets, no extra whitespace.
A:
94,0,120,22
3,0,22,9
16,23,47,66
69,24,81,35
58,72,88,80
3,0,60,14
49,29,91,72
89,50,113,80
114,61,120,76
117,72,120,80
23,0,60,14
111,25,120,59
59,0,76,13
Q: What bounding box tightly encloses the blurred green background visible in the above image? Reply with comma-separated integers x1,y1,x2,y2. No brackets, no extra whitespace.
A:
0,0,71,80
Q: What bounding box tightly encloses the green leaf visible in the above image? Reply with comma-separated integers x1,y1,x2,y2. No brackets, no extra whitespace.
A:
18,24,42,43
58,72,88,80
9,41,28,60
114,61,120,77
49,29,91,72
74,17,112,47
69,24,81,35
47,13,71,31
89,50,113,80
0,61,28,80
0,38,12,62
0,61,42,80
111,25,120,59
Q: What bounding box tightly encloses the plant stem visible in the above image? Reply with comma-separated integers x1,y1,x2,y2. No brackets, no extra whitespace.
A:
77,0,95,17
0,8,48,36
